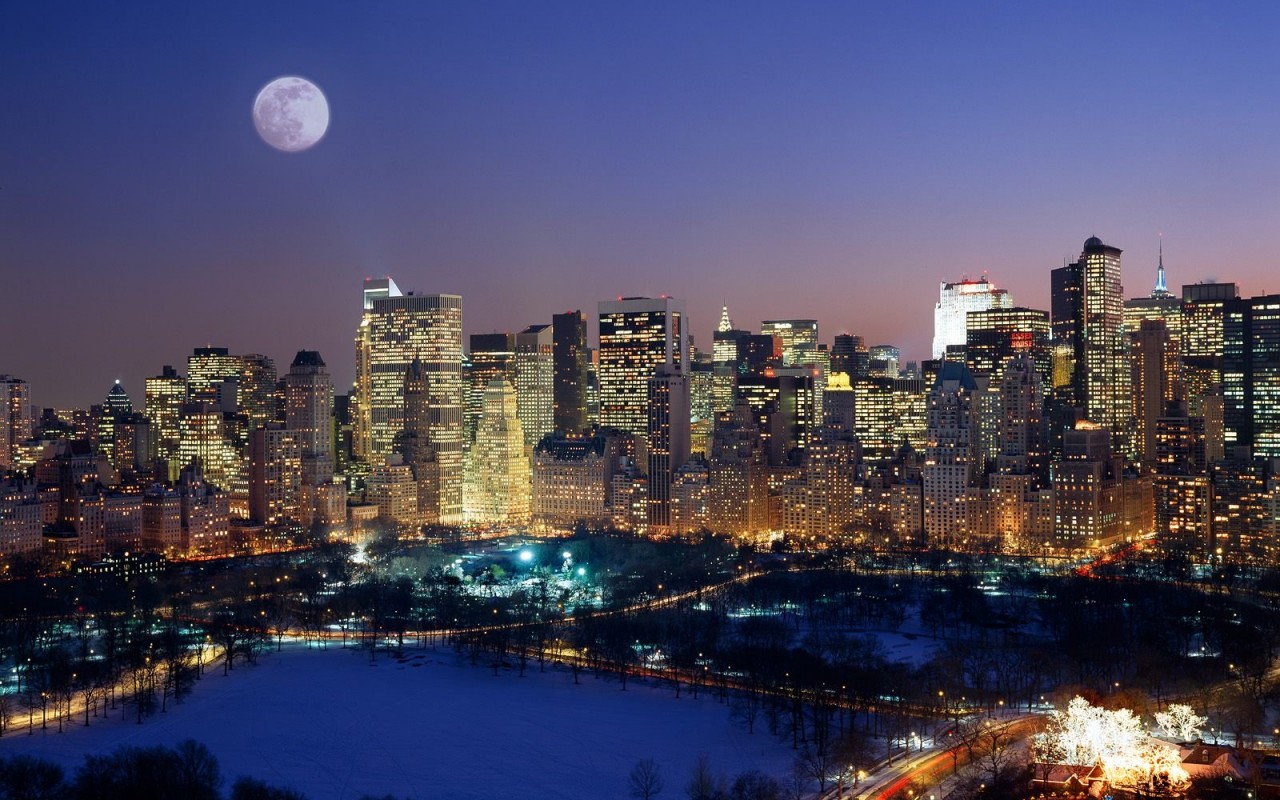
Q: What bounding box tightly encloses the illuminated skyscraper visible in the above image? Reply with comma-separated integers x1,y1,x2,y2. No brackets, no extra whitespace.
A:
646,364,690,529
830,334,868,379
964,307,1051,384
236,354,279,429
187,347,241,406
285,350,334,488
353,276,402,461
98,381,133,467
597,297,688,438
1056,237,1133,455
1223,294,1280,460
144,366,187,479
1124,240,1182,340
466,333,515,445
353,284,463,522
1131,319,1181,466
552,311,589,435
1153,403,1211,554
1050,260,1084,405
996,353,1047,484
467,378,530,523
1,375,33,471
514,324,554,449
708,401,770,540
868,345,901,378
922,362,978,547
712,306,748,414
248,424,301,525
400,357,439,525
1181,282,1240,400
761,319,818,366
932,276,1012,359
177,403,241,493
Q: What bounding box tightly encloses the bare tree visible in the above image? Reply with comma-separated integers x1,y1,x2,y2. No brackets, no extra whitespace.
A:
687,753,723,800
976,721,1018,785
629,757,664,800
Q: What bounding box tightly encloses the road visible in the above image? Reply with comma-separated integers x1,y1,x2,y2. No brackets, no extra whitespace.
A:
821,714,1043,800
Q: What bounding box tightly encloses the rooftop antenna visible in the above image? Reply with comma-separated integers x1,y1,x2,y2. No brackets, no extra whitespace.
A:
1154,233,1169,296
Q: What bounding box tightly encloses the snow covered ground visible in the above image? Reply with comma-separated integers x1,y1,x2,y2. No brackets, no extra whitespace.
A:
1,644,796,799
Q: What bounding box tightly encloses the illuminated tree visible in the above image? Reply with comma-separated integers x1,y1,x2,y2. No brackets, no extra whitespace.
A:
1154,703,1207,743
1034,696,1189,796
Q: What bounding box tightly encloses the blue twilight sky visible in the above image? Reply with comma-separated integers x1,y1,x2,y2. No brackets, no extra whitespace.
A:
3,1,1280,407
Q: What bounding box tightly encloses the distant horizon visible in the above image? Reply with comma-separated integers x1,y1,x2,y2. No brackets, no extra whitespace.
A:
10,239,1268,411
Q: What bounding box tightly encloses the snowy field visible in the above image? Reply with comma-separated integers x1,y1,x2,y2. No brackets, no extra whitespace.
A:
1,644,796,799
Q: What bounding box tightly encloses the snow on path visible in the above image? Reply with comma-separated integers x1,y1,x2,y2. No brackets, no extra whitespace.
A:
1,645,795,799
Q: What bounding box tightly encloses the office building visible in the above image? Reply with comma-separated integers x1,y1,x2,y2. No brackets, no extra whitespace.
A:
1181,282,1239,401
552,311,589,435
1223,294,1280,460
1,376,33,471
922,362,979,548
353,283,464,521
1124,240,1181,340
761,319,819,366
1131,319,1181,466
514,324,554,450
964,307,1051,384
646,364,690,530
466,333,516,445
466,378,530,523
933,276,1013,359
597,296,688,438
144,366,187,479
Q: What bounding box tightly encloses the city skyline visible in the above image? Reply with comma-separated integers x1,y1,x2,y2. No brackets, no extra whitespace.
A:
7,3,1280,407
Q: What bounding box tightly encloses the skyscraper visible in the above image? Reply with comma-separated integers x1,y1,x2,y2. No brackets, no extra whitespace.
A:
708,401,770,540
354,283,464,522
830,334,868,379
467,378,530,523
144,366,187,479
597,296,688,438
1182,282,1240,400
646,364,690,530
1050,260,1084,405
932,276,1013,359
98,381,133,467
964,307,1051,385
514,324,554,449
1124,240,1182,340
400,357,440,525
1,376,33,471
761,319,819,366
236,354,279,429
1222,294,1280,460
996,353,1048,484
248,424,301,526
1131,319,1181,466
711,306,749,415
1058,237,1133,454
353,276,403,461
187,347,241,407
285,350,334,487
466,333,516,446
922,362,978,547
552,311,589,435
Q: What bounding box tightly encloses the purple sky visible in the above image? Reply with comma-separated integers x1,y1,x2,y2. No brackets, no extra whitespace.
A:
4,2,1280,408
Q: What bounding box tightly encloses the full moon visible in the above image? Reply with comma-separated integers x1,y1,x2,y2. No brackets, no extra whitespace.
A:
252,76,329,153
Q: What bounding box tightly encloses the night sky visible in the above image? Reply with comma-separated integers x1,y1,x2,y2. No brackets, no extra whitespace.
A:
5,2,1280,408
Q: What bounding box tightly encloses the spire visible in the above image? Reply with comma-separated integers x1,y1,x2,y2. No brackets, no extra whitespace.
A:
717,303,733,333
1153,235,1169,297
